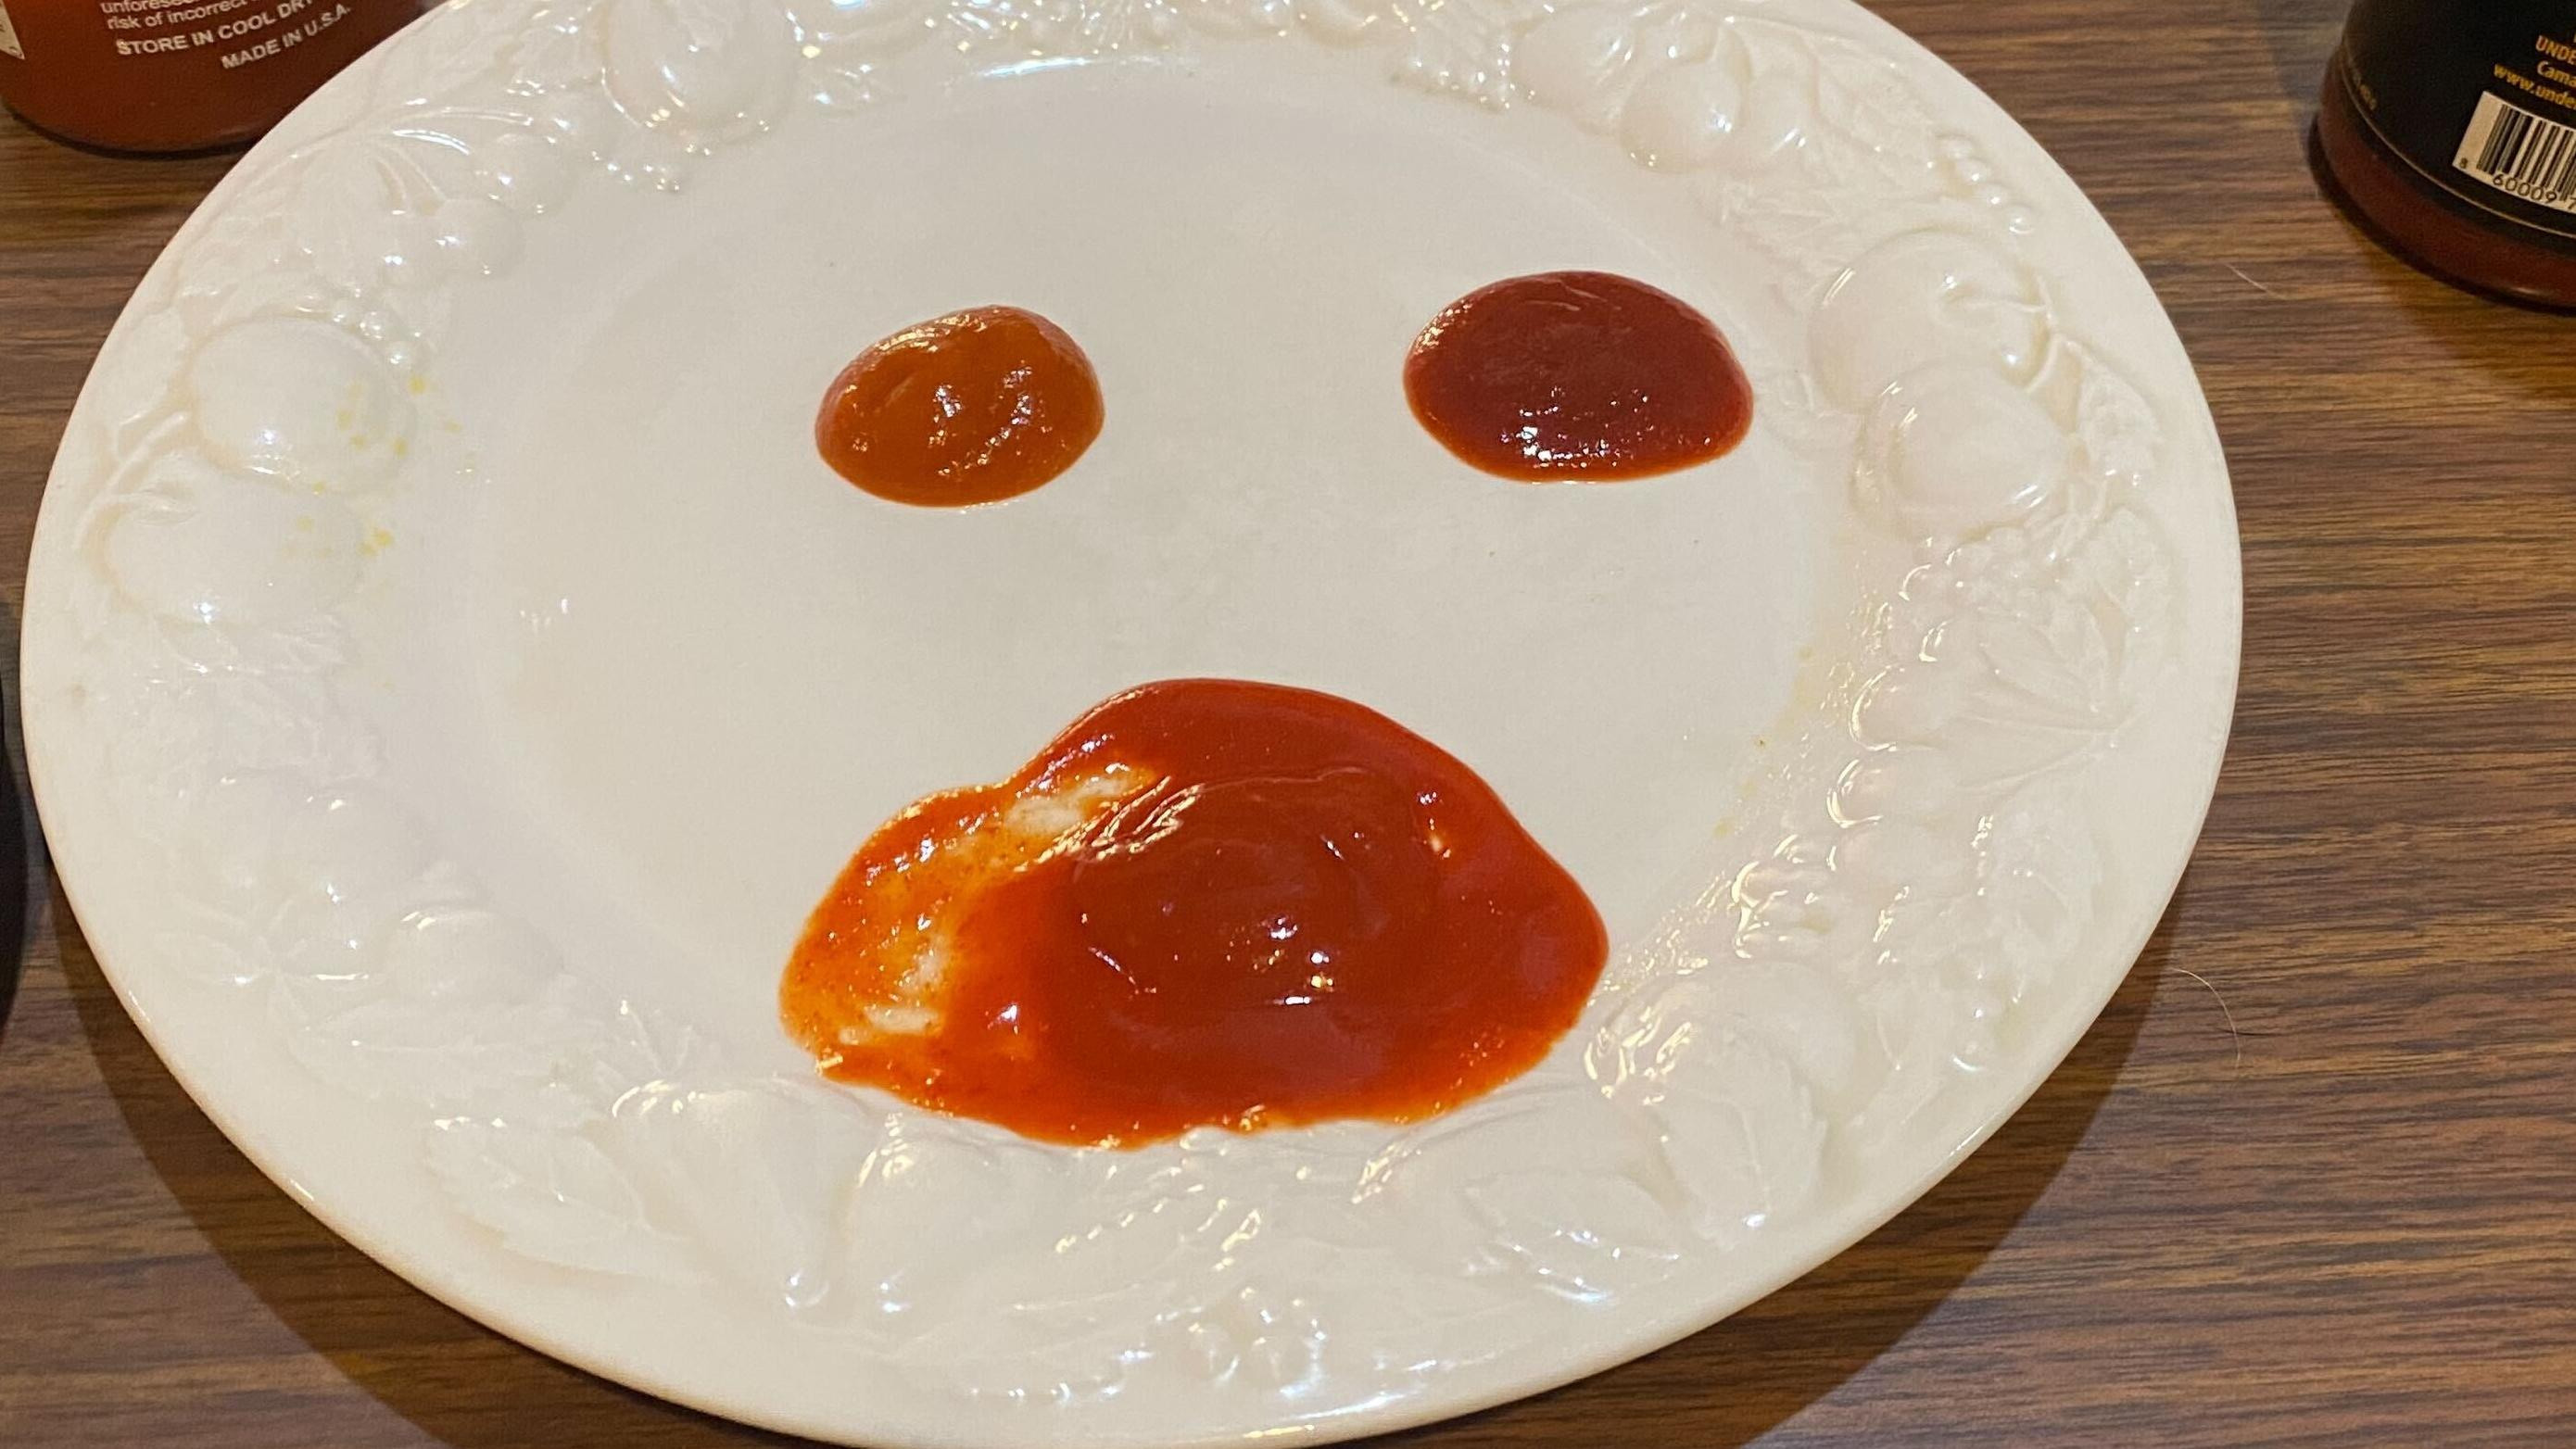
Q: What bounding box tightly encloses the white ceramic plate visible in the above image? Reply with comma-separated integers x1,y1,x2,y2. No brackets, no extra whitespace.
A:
22,0,2239,1443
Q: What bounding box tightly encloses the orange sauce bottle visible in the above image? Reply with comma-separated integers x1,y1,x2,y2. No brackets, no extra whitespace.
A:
2318,0,2576,308
0,0,414,152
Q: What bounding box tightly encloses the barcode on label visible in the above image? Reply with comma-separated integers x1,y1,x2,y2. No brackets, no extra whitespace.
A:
2453,92,2576,215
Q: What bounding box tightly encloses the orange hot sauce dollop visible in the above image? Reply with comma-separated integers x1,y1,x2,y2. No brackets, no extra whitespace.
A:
816,306,1104,507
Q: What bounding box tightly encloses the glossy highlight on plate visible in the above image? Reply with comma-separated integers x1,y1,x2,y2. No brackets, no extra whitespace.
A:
780,679,1609,1146
815,305,1104,506
1405,271,1754,480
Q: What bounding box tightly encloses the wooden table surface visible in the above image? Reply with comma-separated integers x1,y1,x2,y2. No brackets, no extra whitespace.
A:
5,0,2574,1443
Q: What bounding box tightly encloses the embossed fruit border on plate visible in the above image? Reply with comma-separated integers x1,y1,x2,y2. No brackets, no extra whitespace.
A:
21,0,2234,1438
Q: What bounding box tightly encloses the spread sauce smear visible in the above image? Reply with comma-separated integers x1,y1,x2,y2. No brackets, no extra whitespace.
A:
816,306,1104,506
781,679,1608,1147
1404,271,1753,481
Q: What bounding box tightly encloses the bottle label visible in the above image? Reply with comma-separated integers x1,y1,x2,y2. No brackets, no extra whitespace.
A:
2453,92,2576,216
2338,0,2576,244
88,0,360,72
0,0,22,60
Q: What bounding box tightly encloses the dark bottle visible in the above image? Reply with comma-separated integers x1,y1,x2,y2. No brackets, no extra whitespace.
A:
2317,0,2576,308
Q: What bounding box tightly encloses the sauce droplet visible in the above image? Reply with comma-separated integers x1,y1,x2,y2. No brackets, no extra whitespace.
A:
1404,271,1753,481
816,306,1104,507
780,679,1608,1147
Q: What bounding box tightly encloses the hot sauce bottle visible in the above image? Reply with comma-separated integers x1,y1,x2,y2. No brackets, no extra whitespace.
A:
2318,1,2576,308
0,0,414,151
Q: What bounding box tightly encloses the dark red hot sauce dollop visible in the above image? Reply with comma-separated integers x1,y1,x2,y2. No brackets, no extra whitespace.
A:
1405,271,1753,481
780,679,1608,1147
816,306,1103,507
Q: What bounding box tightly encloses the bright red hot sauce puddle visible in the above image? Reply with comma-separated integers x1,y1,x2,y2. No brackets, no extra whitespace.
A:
1405,271,1754,481
816,305,1103,507
780,679,1608,1147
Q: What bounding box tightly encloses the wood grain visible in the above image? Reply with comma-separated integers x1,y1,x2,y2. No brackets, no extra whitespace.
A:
4,1,2574,1444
